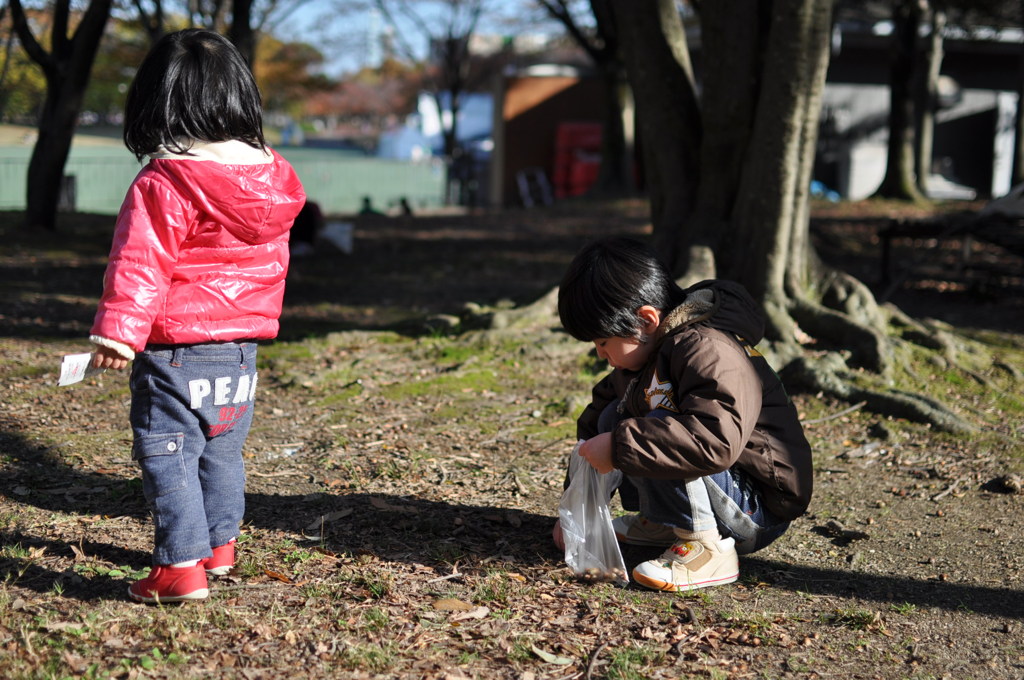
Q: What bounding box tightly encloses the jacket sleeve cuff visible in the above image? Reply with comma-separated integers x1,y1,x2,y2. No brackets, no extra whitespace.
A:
90,335,136,360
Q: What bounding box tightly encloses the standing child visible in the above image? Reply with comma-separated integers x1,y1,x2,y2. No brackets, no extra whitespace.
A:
552,237,813,592
89,29,306,603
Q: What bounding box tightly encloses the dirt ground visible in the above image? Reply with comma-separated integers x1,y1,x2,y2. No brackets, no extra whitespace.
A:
0,199,1022,680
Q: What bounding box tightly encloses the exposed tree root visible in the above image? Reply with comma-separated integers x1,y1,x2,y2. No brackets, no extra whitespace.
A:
778,354,976,433
757,268,989,432
461,287,560,333
786,279,891,375
471,278,992,433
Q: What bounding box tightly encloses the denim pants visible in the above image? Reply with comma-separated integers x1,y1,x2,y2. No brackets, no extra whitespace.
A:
599,402,789,555
129,342,257,565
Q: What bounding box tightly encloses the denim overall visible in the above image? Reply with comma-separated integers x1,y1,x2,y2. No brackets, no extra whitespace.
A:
600,401,789,554
129,342,257,565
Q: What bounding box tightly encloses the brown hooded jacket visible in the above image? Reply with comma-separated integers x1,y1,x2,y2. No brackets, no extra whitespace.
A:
576,280,814,521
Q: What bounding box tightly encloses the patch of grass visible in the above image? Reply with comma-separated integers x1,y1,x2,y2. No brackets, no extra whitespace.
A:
338,641,398,672
678,589,715,607
282,546,320,566
353,569,394,600
234,552,264,578
378,369,502,401
576,350,610,379
1,363,51,381
362,606,390,631
508,636,536,664
71,561,138,580
889,602,917,616
472,571,516,605
722,610,777,643
605,643,662,680
457,649,482,664
317,380,364,405
424,541,464,565
258,342,316,367
135,647,189,673
822,608,885,632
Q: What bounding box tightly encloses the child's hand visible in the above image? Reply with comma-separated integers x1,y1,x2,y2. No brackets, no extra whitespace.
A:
552,520,565,551
579,433,615,474
91,346,130,371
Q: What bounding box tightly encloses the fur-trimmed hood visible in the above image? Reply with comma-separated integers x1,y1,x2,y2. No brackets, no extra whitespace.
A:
654,279,766,347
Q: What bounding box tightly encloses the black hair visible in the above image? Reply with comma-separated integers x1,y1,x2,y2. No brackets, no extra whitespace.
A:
123,29,266,160
558,236,685,341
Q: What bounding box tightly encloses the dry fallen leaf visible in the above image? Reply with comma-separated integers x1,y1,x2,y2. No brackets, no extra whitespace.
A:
432,598,474,611
264,569,293,584
450,606,490,622
530,645,573,665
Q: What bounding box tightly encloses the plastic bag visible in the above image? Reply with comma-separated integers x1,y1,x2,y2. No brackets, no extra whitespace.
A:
558,440,629,586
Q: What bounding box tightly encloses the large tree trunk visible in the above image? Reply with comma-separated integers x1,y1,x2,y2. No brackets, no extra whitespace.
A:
724,1,829,326
683,0,768,282
610,0,701,267
873,0,926,202
9,0,113,231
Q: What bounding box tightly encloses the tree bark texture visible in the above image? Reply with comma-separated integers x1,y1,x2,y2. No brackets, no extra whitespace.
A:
610,0,702,266
686,0,766,265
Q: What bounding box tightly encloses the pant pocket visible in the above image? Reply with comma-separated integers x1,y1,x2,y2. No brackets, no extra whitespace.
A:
133,433,187,500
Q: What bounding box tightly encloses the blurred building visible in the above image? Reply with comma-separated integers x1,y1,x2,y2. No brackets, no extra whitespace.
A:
487,16,1022,207
819,19,1021,200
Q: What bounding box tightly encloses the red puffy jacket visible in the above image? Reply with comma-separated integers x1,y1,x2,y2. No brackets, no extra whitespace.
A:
90,141,306,357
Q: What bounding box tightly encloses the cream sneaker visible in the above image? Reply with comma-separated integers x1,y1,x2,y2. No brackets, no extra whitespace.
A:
611,514,677,547
632,536,739,592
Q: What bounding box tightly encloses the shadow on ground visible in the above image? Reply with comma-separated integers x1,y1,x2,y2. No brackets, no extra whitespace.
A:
3,421,1022,623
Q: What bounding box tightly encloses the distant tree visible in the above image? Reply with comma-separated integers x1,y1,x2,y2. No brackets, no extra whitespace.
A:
914,2,945,195
256,35,335,115
9,0,113,231
858,0,1018,200
302,58,423,141
873,0,927,202
371,0,488,159
125,0,316,68
0,5,47,122
130,0,167,42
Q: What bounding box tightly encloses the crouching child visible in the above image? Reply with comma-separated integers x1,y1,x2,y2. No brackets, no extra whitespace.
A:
552,237,813,592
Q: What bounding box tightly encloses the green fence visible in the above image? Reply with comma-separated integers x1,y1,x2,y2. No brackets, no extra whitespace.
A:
0,145,446,216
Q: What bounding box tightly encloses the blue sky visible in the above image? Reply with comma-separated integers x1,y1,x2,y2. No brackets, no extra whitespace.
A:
274,2,561,78
276,4,388,76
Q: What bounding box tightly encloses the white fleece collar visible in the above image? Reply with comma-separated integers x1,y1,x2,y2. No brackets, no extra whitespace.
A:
150,139,273,164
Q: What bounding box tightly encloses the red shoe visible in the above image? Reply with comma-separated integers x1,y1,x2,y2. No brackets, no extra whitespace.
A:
203,539,237,576
128,564,209,603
